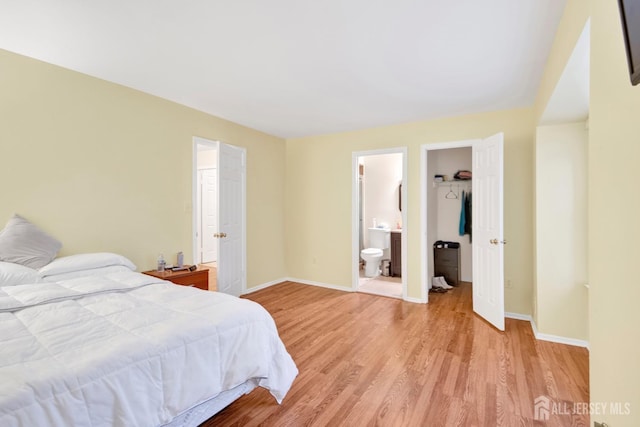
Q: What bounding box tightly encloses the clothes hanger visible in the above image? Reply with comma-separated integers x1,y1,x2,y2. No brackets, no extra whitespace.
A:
445,184,458,199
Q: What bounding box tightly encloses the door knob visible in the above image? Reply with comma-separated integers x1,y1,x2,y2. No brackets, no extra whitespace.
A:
490,239,498,245
220,232,227,238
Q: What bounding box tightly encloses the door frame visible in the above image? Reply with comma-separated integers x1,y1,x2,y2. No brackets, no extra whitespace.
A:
351,147,408,299
192,137,247,294
420,140,479,303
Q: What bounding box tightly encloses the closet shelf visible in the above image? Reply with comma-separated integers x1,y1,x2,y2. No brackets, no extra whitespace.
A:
433,179,472,187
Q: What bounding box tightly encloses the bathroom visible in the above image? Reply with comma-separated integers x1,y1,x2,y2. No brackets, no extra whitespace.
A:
357,152,403,298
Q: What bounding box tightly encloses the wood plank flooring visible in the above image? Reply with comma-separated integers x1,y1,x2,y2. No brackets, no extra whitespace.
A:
203,282,589,426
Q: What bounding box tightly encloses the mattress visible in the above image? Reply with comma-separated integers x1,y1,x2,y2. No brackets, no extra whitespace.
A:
0,271,297,426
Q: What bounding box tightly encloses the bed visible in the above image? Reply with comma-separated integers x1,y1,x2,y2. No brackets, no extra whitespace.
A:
0,246,298,426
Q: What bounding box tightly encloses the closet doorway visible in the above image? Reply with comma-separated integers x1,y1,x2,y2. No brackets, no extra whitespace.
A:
427,146,473,287
421,134,505,330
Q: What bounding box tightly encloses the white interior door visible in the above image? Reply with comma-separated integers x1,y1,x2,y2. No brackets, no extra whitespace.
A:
201,168,217,263
216,142,246,296
472,133,505,330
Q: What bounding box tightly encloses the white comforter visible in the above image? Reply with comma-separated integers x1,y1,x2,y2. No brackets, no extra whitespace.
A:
0,272,298,427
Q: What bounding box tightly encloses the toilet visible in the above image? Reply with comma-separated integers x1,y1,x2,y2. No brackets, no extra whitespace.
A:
361,227,391,277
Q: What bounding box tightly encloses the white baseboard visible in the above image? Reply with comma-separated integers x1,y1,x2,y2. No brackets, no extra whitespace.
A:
242,278,288,295
246,277,430,304
404,295,427,304
247,284,585,348
505,312,532,321
529,320,590,349
243,276,351,295
505,312,589,348
287,277,430,304
247,277,384,295
285,277,354,292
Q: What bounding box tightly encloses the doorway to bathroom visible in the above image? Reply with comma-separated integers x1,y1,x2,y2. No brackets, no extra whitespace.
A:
352,148,407,299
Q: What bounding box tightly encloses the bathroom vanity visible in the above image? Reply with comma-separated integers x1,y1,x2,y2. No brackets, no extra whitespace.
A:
390,230,402,277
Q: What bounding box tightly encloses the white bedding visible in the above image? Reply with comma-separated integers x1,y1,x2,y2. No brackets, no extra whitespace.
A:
0,271,298,427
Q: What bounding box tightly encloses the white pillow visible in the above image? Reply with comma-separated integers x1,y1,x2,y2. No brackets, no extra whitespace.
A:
40,265,134,282
0,261,43,286
39,252,136,277
0,214,62,269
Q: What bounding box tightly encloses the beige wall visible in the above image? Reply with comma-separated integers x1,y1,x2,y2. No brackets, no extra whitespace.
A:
362,153,403,243
535,122,588,341
285,108,535,314
0,49,287,287
539,0,640,423
589,0,640,424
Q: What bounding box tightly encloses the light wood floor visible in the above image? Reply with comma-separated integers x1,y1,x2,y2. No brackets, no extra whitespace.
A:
203,282,589,426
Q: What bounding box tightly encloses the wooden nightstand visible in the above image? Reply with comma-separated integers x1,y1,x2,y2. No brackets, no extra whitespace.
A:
142,266,209,291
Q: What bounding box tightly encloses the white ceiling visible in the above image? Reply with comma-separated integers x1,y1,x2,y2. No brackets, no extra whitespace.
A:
0,0,567,138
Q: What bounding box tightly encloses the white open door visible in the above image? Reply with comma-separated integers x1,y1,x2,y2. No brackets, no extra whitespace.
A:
216,142,246,296
472,133,505,330
201,168,217,263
